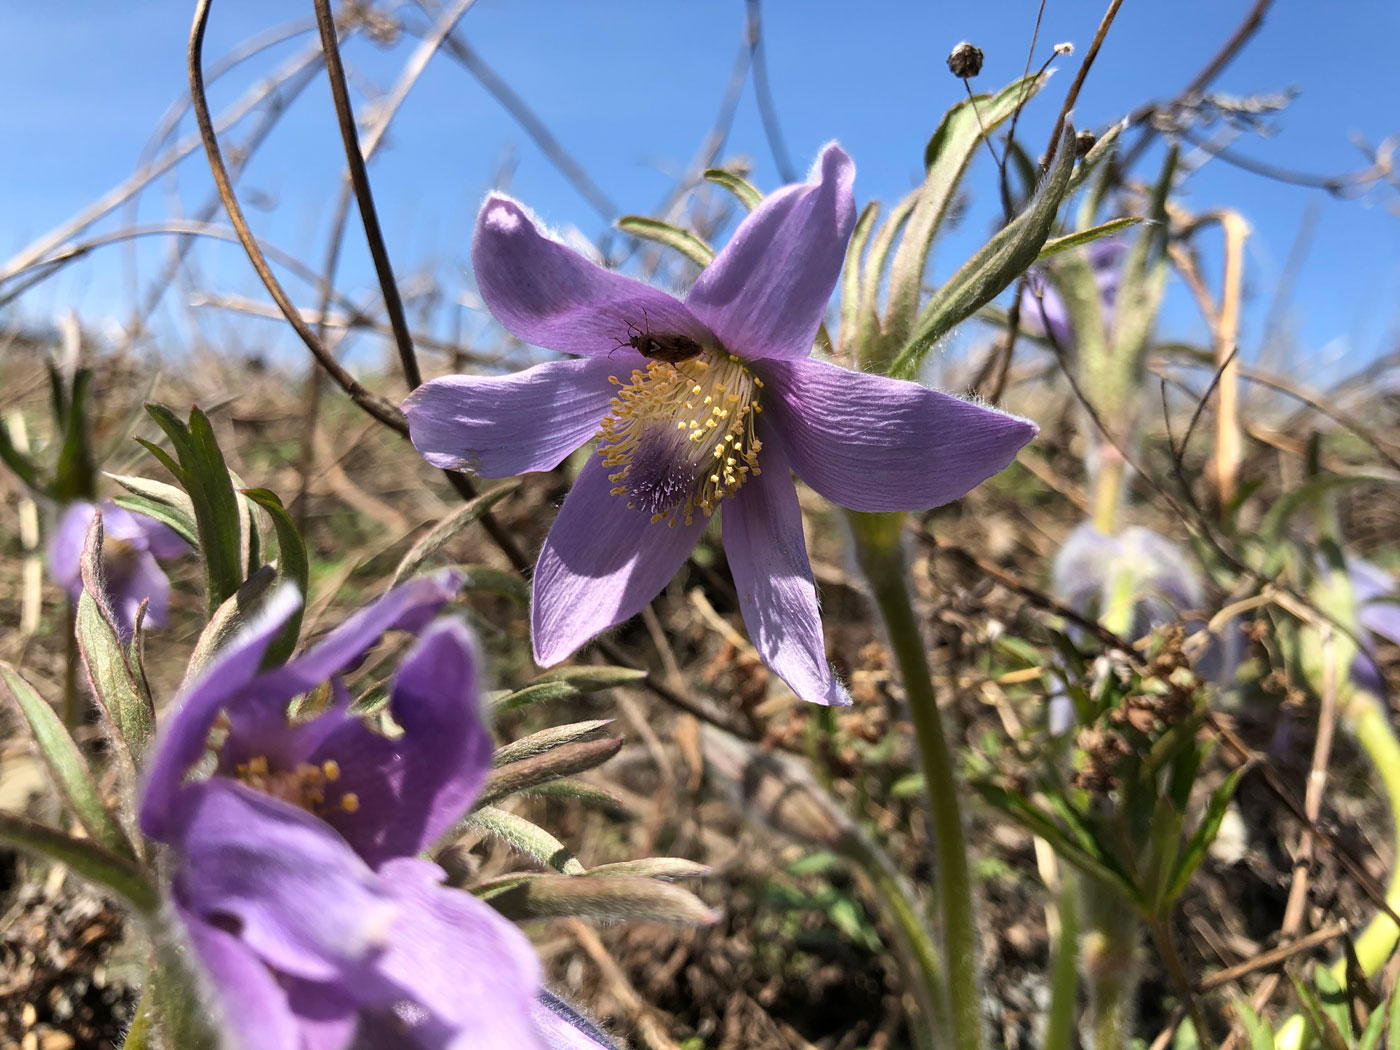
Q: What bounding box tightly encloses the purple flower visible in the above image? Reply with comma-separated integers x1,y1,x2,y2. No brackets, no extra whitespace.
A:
1345,559,1400,697
48,499,187,639
404,145,1037,706
1052,522,1203,641
1018,238,1127,350
139,573,545,1050
531,993,622,1050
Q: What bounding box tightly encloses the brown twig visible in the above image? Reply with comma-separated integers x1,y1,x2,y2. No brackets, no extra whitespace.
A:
187,0,406,434
1039,0,1125,178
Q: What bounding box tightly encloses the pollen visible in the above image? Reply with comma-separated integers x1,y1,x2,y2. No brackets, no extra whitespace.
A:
340,792,361,813
233,754,359,819
596,350,763,526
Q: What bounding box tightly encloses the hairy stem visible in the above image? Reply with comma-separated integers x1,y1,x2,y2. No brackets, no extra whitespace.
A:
849,510,983,1050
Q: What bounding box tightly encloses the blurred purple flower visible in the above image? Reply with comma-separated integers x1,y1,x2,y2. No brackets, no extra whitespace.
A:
532,993,622,1050
48,500,187,639
1018,238,1127,350
1049,523,1208,733
139,572,546,1050
1345,559,1400,697
405,145,1037,706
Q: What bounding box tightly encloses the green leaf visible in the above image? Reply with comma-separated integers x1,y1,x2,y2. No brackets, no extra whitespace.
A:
1037,218,1146,261
464,807,585,874
853,191,917,368
888,124,1077,379
616,216,714,267
76,590,152,770
490,665,646,716
455,564,529,604
1357,1002,1386,1050
184,565,280,680
391,481,521,587
0,417,41,492
107,472,200,546
1232,1000,1276,1050
52,368,97,502
1313,964,1355,1045
241,488,309,666
492,720,613,767
145,404,246,614
475,872,716,924
703,168,763,211
882,72,1051,353
838,201,880,359
0,812,156,913
1166,766,1245,904
0,662,133,859
477,736,623,807
587,858,710,880
1291,974,1350,1050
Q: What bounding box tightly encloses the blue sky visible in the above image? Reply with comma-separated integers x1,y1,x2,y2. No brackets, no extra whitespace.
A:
2,2,1397,378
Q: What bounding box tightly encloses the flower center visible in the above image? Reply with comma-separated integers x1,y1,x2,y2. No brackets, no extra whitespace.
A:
596,350,764,527
103,536,140,585
235,755,360,815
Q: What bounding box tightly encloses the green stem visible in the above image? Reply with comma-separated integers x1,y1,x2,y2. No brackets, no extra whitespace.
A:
849,510,983,1050
1044,866,1081,1050
64,597,80,730
1276,688,1400,1050
1080,876,1139,1050
842,828,949,1050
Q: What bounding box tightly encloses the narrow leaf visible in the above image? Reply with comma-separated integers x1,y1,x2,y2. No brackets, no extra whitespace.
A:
616,216,714,267
0,662,133,859
107,472,200,546
476,873,717,924
53,369,97,503
0,418,41,492
889,124,1077,379
1037,218,1146,261
1166,767,1245,903
477,736,623,807
703,168,763,211
838,201,880,359
1231,1000,1276,1050
492,720,613,766
491,666,646,715
465,807,585,874
241,488,309,667
391,481,521,586
588,858,710,880
0,812,157,913
883,73,1051,351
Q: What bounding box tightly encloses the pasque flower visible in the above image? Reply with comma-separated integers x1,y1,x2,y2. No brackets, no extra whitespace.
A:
1018,237,1126,350
139,573,546,1050
49,500,187,639
405,145,1036,706
1343,559,1400,698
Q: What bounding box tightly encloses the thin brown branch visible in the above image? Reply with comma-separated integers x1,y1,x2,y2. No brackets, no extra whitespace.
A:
187,0,407,434
1039,0,1125,177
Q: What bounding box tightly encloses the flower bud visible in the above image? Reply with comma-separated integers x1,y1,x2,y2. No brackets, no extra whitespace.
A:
946,42,984,79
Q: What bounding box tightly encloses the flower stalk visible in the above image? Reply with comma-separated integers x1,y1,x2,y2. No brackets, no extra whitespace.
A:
848,509,982,1050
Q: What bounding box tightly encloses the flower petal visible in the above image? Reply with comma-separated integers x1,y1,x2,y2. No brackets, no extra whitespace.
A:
178,906,301,1050
685,144,856,362
473,194,715,358
252,570,464,710
48,501,96,598
721,451,850,706
532,993,622,1050
404,357,626,476
308,620,493,867
280,980,360,1050
167,780,396,983
369,857,544,1049
532,456,707,665
1350,560,1400,646
108,551,171,635
140,583,303,840
759,358,1037,512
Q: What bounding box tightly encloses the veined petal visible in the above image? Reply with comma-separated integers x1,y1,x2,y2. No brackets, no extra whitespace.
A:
721,450,850,707
253,571,464,708
686,144,856,362
178,907,301,1050
1351,559,1400,646
48,501,96,599
369,857,544,1049
532,456,707,665
308,620,493,867
404,358,632,476
473,195,715,358
167,781,396,983
760,359,1037,512
532,993,623,1050
140,583,303,840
